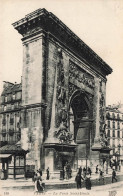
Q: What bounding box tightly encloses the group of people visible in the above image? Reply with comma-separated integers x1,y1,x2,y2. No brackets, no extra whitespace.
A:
32,167,50,193
75,166,92,190
75,165,118,189
63,162,72,180
95,165,117,184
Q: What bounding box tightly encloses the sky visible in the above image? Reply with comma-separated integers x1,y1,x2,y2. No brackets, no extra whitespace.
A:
0,0,123,106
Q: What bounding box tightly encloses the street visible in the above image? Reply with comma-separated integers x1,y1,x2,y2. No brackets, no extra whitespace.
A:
0,181,123,196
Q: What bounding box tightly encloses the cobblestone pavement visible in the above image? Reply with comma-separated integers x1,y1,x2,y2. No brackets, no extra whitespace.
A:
0,181,123,196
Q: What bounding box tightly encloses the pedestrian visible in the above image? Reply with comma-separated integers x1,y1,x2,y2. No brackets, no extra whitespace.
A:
63,166,65,180
112,169,117,183
78,166,82,175
85,174,91,190
38,168,42,177
66,163,69,179
64,164,67,179
98,169,105,184
87,167,92,176
46,167,50,180
83,167,86,178
36,170,41,180
75,172,84,189
95,165,99,173
37,178,44,193
69,165,72,178
34,173,38,194
34,173,45,194
32,172,36,183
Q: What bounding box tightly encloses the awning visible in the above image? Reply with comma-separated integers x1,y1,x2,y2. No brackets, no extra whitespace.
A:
0,144,28,154
0,154,12,158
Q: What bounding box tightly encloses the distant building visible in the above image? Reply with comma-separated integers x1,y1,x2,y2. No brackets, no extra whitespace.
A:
106,105,123,170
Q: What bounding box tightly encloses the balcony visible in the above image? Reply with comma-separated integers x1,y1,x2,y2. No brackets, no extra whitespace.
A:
1,97,22,105
0,104,21,113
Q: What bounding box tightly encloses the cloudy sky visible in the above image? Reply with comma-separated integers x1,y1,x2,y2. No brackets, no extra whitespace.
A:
0,0,123,106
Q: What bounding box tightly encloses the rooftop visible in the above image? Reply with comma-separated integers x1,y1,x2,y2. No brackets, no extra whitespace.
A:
2,82,22,95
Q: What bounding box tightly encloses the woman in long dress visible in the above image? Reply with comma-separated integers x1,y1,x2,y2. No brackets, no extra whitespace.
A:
85,174,91,190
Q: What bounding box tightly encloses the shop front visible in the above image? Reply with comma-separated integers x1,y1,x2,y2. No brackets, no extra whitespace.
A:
0,144,27,179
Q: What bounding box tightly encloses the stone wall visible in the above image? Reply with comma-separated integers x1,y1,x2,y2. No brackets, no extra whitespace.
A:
22,35,43,105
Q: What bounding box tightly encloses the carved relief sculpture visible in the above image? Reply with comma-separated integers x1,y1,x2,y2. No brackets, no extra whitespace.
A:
54,121,73,143
69,61,95,89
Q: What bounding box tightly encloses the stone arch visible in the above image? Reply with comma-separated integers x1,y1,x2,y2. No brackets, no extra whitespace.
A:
69,90,92,119
68,89,93,166
69,90,92,139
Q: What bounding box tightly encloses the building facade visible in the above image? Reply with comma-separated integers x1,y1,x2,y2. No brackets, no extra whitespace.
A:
0,9,112,179
106,105,123,171
0,82,27,179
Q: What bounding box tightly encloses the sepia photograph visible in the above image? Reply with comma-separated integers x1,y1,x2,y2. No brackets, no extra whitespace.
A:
0,0,123,196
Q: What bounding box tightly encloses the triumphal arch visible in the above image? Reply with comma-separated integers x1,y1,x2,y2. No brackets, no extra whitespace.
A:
13,9,112,177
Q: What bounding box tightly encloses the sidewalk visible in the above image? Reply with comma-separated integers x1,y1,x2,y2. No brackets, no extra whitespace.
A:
1,171,123,190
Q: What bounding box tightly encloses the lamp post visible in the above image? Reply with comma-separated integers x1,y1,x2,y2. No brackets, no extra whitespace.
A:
118,144,121,171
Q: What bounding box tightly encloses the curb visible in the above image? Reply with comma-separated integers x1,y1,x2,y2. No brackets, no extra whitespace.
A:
1,174,123,190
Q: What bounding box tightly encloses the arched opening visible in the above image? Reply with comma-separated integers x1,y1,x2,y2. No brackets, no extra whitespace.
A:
69,91,91,168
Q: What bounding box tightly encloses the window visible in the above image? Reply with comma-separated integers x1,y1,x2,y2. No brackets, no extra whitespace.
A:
117,121,120,129
5,96,7,102
117,113,120,120
106,112,110,119
108,121,110,128
9,129,14,136
113,129,115,137
10,115,14,125
11,104,14,110
113,121,115,129
4,106,7,111
107,130,110,137
2,129,6,137
2,116,6,125
112,113,115,119
15,156,24,166
12,94,15,100
117,130,120,138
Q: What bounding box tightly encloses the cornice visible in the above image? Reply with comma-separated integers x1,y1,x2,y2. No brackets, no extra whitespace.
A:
21,102,47,110
0,108,21,114
12,8,113,76
48,33,108,81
